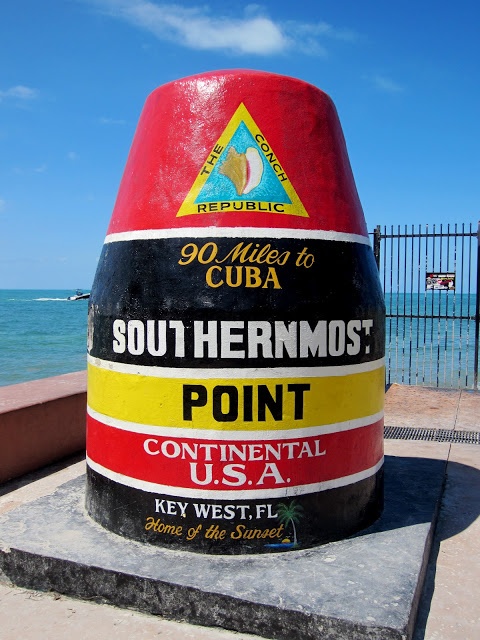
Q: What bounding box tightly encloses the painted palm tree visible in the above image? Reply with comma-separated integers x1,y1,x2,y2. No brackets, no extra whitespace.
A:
276,500,304,547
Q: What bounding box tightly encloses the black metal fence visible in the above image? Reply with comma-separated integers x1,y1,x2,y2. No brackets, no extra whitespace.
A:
372,222,480,389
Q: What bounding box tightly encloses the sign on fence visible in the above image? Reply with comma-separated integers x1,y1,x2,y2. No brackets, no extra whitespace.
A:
426,273,455,291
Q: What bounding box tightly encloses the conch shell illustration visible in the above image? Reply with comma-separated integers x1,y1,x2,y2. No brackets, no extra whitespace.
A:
219,146,263,195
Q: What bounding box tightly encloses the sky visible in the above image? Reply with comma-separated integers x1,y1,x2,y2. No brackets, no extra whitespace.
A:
1,0,479,289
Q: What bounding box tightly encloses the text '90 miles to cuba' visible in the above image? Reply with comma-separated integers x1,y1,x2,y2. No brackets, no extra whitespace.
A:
177,240,314,289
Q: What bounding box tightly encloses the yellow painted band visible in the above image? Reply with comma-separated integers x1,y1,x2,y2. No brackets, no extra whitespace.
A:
87,363,384,431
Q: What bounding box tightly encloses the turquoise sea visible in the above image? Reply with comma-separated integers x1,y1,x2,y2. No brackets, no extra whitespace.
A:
0,289,478,389
384,292,478,389
0,290,89,387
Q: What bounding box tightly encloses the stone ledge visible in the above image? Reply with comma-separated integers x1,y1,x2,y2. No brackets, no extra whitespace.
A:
0,372,86,483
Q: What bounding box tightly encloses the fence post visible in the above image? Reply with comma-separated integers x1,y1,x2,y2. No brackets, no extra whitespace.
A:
474,220,480,389
373,225,381,271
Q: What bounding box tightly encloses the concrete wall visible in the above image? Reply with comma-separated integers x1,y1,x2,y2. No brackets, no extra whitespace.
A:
0,371,86,483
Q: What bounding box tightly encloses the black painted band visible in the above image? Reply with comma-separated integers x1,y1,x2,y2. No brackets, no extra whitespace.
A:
85,464,383,554
89,237,384,368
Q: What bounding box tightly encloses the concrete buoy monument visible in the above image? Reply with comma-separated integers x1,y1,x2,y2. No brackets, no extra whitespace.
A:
86,70,385,554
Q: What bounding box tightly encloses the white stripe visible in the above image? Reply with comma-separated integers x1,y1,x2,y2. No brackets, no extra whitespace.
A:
86,456,384,499
104,227,371,246
87,355,385,379
87,405,384,440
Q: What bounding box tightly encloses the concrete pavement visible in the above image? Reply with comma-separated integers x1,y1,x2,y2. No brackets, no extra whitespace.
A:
0,384,479,640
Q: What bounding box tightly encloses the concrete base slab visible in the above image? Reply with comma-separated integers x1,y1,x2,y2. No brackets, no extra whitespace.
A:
0,455,446,640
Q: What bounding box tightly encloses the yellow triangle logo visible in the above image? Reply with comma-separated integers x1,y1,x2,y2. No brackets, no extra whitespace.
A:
177,103,308,217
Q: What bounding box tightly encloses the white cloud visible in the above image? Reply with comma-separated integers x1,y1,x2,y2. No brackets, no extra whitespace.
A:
369,74,405,94
284,20,360,56
86,1,357,56
99,116,127,125
12,165,48,175
67,151,79,161
0,85,38,102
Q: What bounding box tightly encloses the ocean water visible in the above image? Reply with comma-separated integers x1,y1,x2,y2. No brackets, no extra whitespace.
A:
385,292,478,388
0,289,477,389
0,290,89,387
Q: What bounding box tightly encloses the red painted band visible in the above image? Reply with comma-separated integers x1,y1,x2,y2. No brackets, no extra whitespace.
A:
87,415,384,493
107,71,367,237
